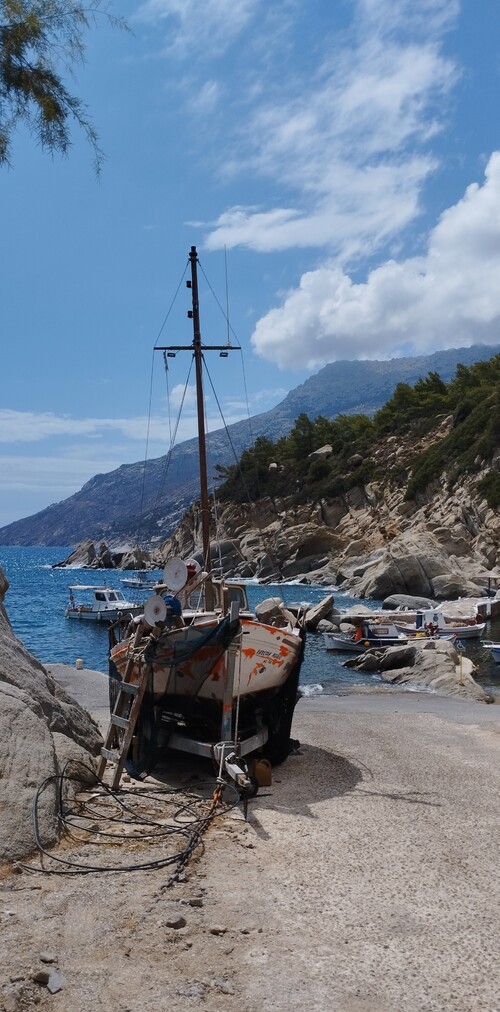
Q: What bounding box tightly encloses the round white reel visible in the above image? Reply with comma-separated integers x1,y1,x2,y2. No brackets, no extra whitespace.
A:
162,557,188,592
143,595,168,627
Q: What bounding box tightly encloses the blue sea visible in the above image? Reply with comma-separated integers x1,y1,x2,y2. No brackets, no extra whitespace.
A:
1,546,499,698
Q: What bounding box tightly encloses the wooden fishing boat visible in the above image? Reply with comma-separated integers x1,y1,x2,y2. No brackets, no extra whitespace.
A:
108,246,305,772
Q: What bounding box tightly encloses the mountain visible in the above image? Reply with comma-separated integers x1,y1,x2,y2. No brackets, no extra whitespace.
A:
0,344,498,547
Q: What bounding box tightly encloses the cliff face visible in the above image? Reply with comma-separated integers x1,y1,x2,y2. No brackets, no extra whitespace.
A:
157,417,500,600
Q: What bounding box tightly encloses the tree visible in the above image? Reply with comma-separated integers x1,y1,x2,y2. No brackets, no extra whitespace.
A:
0,0,124,169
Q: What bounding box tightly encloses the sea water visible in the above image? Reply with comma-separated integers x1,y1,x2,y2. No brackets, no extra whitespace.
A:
1,545,499,697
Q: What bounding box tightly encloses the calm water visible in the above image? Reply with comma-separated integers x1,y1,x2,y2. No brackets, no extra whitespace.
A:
1,546,499,698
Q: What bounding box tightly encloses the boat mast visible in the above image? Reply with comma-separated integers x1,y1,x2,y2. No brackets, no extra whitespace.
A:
189,245,211,578
156,245,240,606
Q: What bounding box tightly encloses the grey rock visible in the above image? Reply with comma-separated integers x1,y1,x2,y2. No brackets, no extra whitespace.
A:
0,571,103,862
379,645,417,671
52,539,96,568
46,972,66,994
430,575,484,600
165,915,187,929
382,594,437,611
350,638,492,702
304,595,334,630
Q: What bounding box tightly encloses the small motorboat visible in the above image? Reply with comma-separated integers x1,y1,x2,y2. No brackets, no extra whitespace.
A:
323,622,409,653
66,586,143,622
121,572,160,591
393,609,484,641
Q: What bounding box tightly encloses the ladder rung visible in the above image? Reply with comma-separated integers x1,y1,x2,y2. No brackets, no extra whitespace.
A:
110,714,130,729
100,747,121,763
119,681,138,695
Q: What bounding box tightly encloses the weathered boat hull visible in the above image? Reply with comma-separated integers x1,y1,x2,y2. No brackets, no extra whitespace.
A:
109,615,305,767
110,617,303,701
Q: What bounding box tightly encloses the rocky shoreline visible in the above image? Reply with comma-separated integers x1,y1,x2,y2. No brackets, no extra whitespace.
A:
55,448,500,603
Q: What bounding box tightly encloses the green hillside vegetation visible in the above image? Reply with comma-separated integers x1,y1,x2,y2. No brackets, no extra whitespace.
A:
216,355,500,509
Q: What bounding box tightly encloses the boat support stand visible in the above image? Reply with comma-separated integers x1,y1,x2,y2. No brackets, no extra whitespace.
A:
164,604,269,801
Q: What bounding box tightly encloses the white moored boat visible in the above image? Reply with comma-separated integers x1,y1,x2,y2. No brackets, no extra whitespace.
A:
66,586,143,622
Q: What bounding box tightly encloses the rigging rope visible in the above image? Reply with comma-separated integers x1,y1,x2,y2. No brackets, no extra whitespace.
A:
150,357,195,517
132,260,189,545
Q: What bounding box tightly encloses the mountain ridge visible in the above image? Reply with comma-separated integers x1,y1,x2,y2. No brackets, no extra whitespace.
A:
1,344,498,546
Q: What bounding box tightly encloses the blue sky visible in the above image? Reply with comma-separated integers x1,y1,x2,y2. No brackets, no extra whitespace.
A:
1,0,500,528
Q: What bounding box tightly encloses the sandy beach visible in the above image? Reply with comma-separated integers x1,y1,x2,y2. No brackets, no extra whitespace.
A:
2,666,500,1011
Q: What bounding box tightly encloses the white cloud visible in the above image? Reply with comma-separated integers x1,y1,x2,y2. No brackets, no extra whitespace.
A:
193,79,223,115
136,0,259,55
167,384,197,412
0,397,261,455
204,0,458,259
0,411,153,444
251,153,500,368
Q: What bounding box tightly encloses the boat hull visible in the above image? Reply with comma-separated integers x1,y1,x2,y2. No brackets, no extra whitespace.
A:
393,620,482,640
66,604,143,622
110,617,303,701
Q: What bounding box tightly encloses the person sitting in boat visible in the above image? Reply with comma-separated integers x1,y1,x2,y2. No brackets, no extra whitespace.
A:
164,594,184,629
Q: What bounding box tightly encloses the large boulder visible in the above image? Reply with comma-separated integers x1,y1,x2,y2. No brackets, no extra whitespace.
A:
304,595,334,630
348,638,492,702
53,541,155,572
0,568,102,863
53,539,97,568
430,575,485,600
117,546,152,570
382,594,437,612
339,529,488,601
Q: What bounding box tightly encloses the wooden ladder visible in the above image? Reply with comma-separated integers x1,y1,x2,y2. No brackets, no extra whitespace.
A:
97,625,150,789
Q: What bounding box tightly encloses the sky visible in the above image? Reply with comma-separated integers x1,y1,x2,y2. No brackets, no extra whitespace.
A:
1,0,500,528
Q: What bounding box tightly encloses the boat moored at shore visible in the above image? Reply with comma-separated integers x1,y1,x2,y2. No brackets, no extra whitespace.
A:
66,586,143,623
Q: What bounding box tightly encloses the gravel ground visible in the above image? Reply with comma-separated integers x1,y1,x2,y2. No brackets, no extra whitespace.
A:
1,667,500,1011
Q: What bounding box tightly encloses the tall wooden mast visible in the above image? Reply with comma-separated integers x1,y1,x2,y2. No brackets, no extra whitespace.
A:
156,245,240,605
189,245,211,577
